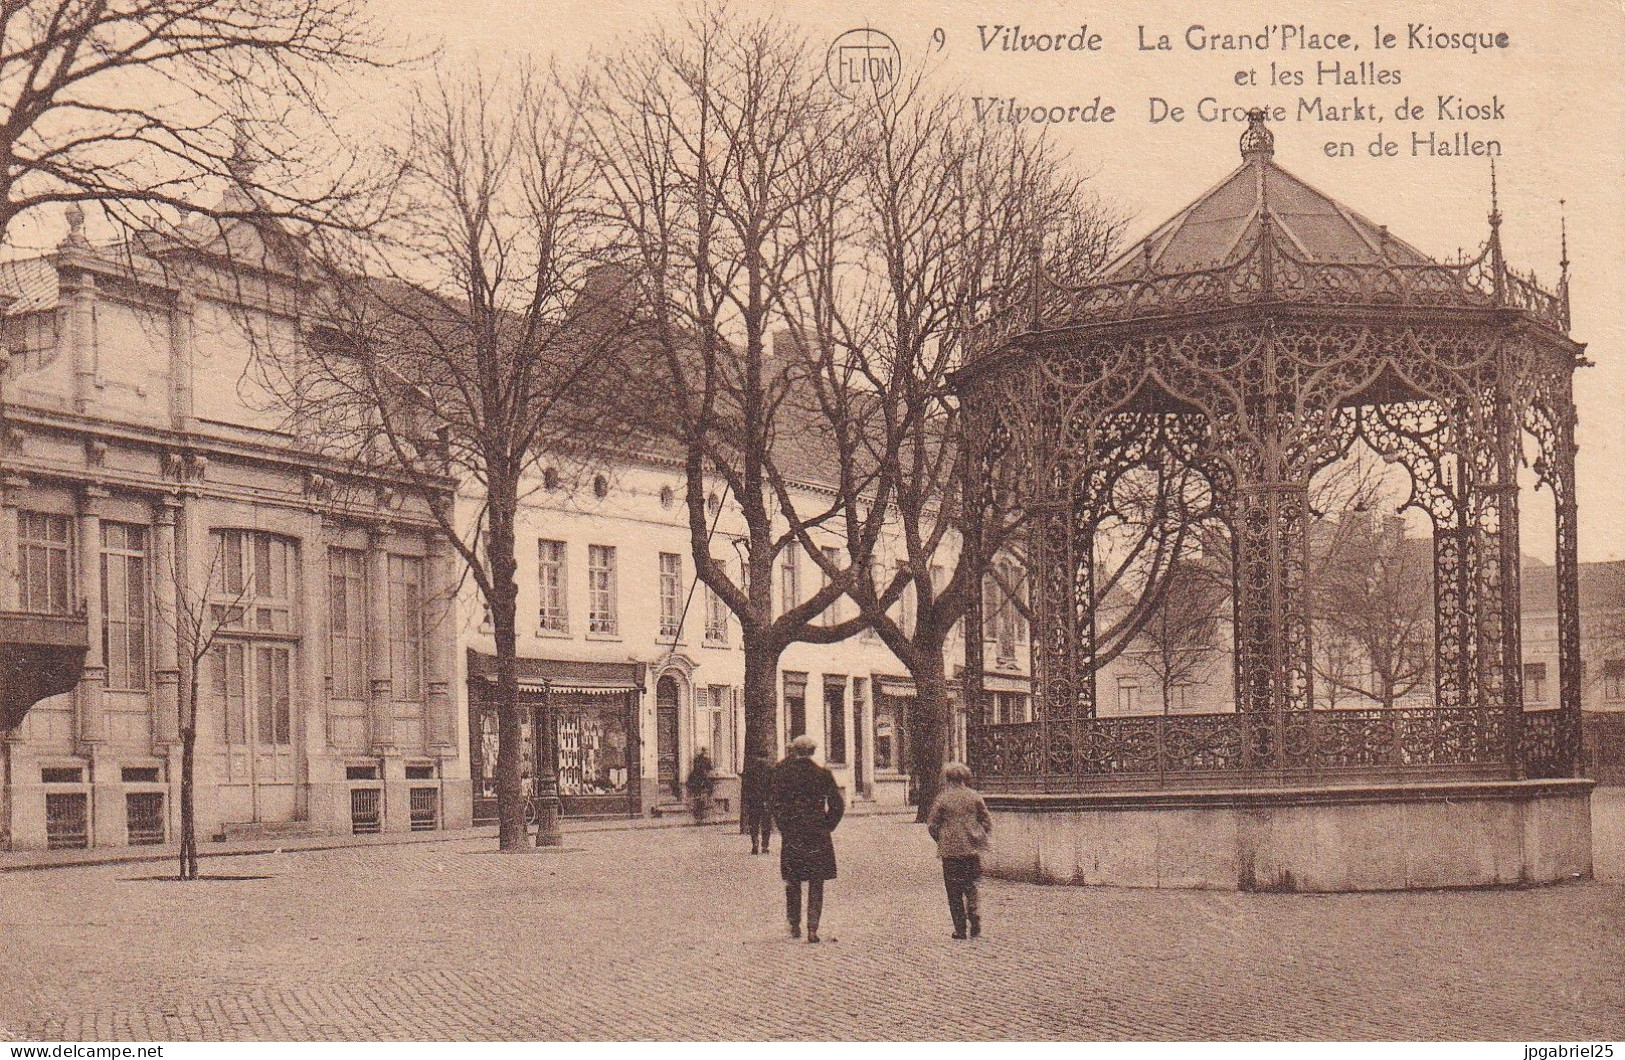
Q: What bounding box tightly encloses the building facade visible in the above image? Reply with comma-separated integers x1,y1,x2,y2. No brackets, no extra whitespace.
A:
455,457,1009,818
0,219,467,851
1522,559,1625,784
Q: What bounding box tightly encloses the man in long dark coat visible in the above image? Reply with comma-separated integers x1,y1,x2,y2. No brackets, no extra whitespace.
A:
739,754,773,854
769,734,844,943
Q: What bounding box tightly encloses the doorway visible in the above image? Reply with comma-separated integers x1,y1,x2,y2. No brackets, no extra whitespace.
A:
656,675,680,800
211,639,297,822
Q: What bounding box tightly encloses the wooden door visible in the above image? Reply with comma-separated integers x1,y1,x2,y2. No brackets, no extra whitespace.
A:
656,675,679,799
212,639,296,823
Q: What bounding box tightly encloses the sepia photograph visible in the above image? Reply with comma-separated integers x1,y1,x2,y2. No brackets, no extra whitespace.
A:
0,0,1620,1046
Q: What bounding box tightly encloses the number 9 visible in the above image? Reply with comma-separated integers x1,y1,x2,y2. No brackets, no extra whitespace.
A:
931,27,946,51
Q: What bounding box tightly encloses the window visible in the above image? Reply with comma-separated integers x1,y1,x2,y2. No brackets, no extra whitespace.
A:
2,310,59,373
704,685,733,768
819,546,841,625
209,530,296,632
824,676,847,764
873,691,905,772
538,539,567,633
779,546,800,620
658,552,682,639
255,645,292,744
1117,677,1140,714
211,641,291,746
389,555,425,701
993,691,1031,724
1524,662,1547,705
985,559,1027,663
1606,660,1625,701
101,522,148,690
703,559,729,645
18,511,72,614
784,671,808,740
328,548,367,700
588,544,617,634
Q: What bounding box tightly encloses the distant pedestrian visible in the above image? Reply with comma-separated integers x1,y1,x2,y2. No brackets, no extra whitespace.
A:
739,753,774,854
769,735,844,943
686,748,715,822
926,761,992,940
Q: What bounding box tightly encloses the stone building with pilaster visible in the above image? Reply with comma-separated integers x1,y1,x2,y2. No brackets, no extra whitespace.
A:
0,211,467,851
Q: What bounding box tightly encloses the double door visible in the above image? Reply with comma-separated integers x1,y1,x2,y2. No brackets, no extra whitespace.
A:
212,639,298,823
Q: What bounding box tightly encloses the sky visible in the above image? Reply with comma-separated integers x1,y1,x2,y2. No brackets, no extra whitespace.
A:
206,0,1625,559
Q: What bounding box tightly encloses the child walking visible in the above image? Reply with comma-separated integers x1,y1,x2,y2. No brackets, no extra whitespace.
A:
927,762,993,940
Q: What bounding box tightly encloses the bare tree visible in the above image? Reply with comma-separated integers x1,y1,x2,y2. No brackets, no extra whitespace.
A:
158,530,248,880
0,0,393,250
785,68,1125,816
1312,513,1434,709
1133,560,1227,716
267,66,631,851
591,8,876,768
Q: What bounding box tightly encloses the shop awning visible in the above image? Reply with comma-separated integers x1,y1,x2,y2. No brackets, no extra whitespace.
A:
516,680,638,697
466,649,645,695
983,672,1032,694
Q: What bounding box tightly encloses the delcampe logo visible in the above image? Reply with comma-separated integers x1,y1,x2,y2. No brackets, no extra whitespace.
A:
826,27,900,99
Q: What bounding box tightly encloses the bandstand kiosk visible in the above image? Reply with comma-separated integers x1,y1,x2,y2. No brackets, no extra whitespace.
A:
956,112,1593,891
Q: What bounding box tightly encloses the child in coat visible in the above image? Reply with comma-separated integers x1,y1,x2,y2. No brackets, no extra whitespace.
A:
926,761,993,939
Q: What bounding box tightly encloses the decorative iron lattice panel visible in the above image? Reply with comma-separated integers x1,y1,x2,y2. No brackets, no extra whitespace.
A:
969,707,1535,792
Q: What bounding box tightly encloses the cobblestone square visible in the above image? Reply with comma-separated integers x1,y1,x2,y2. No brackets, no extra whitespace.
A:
2,792,1621,1041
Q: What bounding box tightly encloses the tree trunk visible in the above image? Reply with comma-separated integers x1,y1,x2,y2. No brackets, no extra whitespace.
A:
179,657,199,881
487,475,531,851
909,650,951,823
741,629,782,765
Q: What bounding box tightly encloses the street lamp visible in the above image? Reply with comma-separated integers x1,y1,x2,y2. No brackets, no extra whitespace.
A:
532,678,564,847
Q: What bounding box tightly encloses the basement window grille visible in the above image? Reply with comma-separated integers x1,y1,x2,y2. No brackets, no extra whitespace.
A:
409,788,439,832
350,787,382,835
45,793,89,850
126,793,165,845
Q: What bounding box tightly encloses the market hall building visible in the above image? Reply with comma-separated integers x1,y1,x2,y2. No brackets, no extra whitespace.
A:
0,212,468,851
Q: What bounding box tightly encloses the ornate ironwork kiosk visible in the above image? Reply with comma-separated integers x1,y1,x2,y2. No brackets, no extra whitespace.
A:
957,113,1593,891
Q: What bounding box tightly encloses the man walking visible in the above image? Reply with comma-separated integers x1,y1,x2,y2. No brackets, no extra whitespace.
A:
769,735,844,943
740,753,773,854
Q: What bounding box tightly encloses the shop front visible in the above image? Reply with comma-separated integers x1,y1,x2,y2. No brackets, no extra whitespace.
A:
467,651,644,821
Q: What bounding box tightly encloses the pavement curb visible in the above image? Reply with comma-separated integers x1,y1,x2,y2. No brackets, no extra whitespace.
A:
0,805,920,874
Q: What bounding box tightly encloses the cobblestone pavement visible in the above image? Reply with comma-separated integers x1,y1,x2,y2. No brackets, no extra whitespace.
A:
1,792,1621,1042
